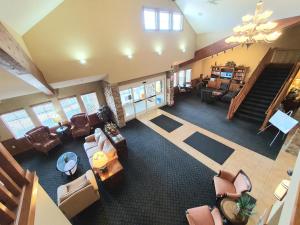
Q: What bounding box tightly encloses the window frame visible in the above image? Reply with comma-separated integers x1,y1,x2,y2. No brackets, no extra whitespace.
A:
59,96,82,121
176,69,192,87
172,12,183,31
0,109,35,139
31,101,59,128
143,7,183,32
80,92,100,115
143,7,158,31
158,10,171,31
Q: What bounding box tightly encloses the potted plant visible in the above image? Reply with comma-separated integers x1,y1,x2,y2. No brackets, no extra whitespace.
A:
104,122,119,136
235,194,256,221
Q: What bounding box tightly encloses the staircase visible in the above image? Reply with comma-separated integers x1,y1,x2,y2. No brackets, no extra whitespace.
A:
236,63,294,122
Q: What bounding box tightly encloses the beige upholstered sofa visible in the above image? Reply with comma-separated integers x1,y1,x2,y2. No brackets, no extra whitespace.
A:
57,170,100,219
83,128,117,167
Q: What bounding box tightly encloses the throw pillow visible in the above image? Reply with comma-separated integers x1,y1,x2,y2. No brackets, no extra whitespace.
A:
97,134,107,150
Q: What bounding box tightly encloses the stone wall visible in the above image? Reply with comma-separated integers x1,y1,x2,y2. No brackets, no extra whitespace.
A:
102,81,126,127
166,71,174,106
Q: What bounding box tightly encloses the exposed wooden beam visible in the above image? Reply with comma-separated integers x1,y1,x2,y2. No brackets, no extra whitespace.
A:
0,22,54,95
178,16,300,68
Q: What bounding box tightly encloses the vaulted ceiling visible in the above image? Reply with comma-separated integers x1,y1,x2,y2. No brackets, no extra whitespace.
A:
175,0,300,34
0,0,64,35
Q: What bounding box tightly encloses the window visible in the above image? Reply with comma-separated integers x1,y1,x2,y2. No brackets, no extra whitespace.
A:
32,102,59,128
1,110,35,139
177,69,192,87
143,8,183,31
81,92,100,114
60,97,81,120
178,71,185,86
185,69,192,83
159,11,170,30
143,8,157,30
172,13,183,31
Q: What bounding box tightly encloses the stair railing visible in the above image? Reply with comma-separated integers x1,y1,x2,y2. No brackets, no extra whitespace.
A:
0,143,38,225
227,47,275,119
260,62,300,130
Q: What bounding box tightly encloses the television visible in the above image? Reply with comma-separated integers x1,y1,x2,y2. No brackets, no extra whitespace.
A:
220,71,233,79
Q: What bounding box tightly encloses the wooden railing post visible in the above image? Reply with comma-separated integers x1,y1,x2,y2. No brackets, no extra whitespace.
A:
0,143,38,225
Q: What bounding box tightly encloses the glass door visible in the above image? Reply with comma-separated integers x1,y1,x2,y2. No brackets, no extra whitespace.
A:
145,82,156,110
132,85,146,116
120,89,135,121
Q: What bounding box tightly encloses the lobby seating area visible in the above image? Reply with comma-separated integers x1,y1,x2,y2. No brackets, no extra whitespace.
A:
0,1,300,225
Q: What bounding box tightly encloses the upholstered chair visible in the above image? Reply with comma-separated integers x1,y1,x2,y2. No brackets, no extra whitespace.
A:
25,126,61,154
57,170,100,219
213,169,252,201
70,113,91,138
186,205,223,225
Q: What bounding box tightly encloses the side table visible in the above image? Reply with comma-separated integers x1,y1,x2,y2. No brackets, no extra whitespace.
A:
106,131,128,158
56,126,70,142
220,198,248,225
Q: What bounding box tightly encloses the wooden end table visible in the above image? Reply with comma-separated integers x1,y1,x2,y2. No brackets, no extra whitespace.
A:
106,131,128,158
220,198,248,225
96,159,124,188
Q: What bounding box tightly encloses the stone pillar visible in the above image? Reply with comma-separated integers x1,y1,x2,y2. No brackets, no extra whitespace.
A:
102,81,126,127
166,71,174,106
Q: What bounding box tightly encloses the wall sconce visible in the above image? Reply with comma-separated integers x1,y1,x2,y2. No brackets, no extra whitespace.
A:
79,59,86,64
180,45,186,53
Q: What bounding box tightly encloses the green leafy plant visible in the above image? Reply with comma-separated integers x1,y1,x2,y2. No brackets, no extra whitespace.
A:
104,122,118,135
236,194,256,219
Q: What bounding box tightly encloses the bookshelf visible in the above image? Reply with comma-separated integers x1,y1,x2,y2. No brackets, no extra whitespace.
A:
211,65,248,83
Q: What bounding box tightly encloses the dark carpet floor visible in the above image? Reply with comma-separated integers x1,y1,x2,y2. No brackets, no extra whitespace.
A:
184,132,234,165
162,94,285,160
150,114,183,132
16,119,217,225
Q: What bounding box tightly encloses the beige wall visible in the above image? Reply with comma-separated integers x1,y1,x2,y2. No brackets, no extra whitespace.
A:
35,185,71,225
192,24,300,81
0,81,105,141
196,31,231,49
23,0,196,84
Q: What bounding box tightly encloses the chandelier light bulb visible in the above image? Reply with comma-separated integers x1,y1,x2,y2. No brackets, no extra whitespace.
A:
242,14,253,23
233,25,242,33
253,33,265,41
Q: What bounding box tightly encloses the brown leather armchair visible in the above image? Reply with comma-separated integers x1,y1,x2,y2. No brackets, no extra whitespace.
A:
25,126,61,154
70,113,91,138
186,205,223,225
213,169,252,201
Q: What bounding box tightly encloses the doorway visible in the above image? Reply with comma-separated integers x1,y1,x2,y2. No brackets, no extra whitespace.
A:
119,75,166,121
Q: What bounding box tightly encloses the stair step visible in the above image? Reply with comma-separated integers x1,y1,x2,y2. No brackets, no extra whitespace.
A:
247,94,274,101
236,112,264,122
239,104,267,114
242,100,270,109
250,89,277,96
238,108,266,118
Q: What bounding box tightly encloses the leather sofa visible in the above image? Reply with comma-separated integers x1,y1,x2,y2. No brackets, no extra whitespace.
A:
57,170,100,219
186,205,223,225
213,169,252,201
70,113,91,138
25,126,61,154
83,128,118,168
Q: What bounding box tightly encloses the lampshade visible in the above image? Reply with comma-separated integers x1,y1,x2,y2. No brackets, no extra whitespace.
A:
53,114,62,123
92,152,108,169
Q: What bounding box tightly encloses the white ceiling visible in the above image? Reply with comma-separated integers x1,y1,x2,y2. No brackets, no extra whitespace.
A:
0,0,64,35
175,0,300,34
0,68,40,100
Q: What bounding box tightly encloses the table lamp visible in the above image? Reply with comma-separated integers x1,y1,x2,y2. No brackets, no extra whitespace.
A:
92,152,108,173
53,114,62,127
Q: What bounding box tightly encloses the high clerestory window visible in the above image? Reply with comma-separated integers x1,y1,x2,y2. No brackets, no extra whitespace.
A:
143,8,183,31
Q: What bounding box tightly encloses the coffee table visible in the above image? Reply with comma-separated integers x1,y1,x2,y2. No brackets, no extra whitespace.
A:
220,198,248,225
56,152,78,176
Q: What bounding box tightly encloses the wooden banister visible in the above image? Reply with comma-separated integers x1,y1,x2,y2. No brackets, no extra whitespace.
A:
290,181,300,225
260,62,300,130
0,143,38,225
227,47,275,119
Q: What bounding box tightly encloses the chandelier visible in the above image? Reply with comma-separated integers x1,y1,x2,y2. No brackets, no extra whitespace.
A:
225,0,281,46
